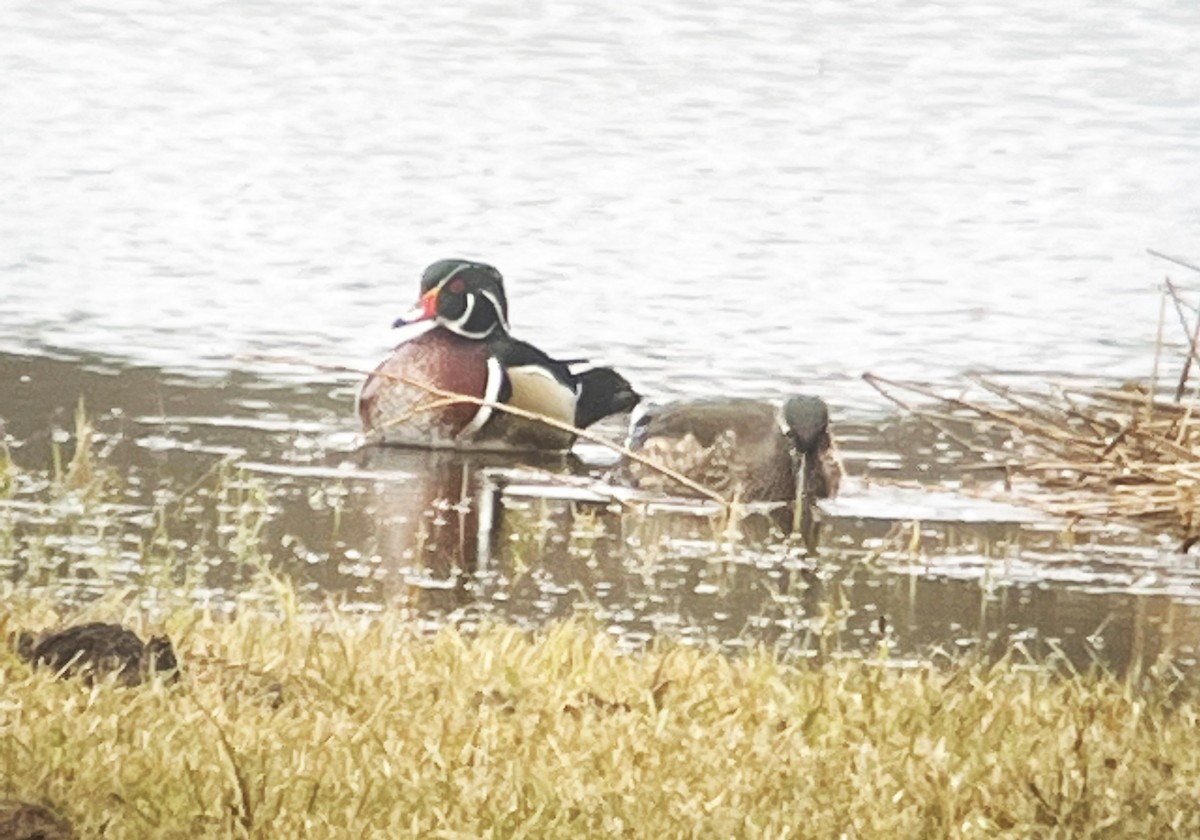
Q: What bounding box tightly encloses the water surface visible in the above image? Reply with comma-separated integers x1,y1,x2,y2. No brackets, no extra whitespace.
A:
4,0,1200,671
5,352,1200,675
3,0,1200,406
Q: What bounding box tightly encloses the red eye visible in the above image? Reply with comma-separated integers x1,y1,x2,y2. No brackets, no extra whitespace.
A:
448,278,466,294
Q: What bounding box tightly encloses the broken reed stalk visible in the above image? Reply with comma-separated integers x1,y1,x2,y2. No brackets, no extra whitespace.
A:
864,366,1200,540
866,269,1200,543
1148,248,1200,277
859,372,1000,462
1151,282,1166,414
242,354,729,506
1163,278,1200,401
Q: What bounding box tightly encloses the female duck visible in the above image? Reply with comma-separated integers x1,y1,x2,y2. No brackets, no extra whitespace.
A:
624,395,842,503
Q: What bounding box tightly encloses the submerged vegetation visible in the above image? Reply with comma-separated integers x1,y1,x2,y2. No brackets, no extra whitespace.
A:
4,361,1200,836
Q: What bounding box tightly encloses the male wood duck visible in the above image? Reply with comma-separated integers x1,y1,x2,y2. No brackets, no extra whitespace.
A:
624,395,842,503
358,259,641,451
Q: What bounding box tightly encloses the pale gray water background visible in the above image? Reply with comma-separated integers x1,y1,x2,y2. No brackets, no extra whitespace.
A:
5,0,1200,671
4,0,1200,403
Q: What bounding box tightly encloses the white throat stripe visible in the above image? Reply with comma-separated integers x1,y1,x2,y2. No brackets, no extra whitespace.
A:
479,288,509,332
447,292,476,331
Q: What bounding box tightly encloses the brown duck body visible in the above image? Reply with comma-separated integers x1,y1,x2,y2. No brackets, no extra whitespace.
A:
17,622,178,686
626,396,842,502
358,328,589,451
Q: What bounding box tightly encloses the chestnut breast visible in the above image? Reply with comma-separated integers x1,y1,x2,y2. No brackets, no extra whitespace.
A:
359,329,492,446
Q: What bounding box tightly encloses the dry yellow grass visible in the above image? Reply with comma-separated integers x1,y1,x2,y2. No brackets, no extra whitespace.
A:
3,598,1200,840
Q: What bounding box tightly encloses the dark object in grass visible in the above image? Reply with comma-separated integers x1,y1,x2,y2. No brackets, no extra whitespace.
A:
16,622,178,687
0,799,77,840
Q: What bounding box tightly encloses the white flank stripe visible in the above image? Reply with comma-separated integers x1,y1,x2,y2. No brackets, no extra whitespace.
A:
775,411,790,438
625,399,656,446
459,356,503,439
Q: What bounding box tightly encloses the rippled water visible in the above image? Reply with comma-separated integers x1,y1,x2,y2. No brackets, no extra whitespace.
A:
4,0,1200,406
5,0,1200,670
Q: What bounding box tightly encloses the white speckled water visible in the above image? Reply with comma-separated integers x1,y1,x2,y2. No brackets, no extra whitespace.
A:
3,0,1199,407
5,0,1200,669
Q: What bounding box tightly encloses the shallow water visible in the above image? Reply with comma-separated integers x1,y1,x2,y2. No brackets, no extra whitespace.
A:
4,0,1200,670
5,352,1200,675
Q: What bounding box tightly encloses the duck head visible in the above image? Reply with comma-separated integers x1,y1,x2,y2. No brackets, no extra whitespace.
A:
394,259,510,339
574,366,642,428
782,394,841,501
781,395,831,455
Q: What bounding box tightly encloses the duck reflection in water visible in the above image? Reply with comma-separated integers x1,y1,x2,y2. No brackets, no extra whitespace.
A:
356,447,518,606
363,397,841,567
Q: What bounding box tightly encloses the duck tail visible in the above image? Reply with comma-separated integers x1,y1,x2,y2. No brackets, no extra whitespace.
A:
574,367,641,428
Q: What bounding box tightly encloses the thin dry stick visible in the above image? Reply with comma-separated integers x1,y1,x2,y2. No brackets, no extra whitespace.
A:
1151,282,1166,419
1050,382,1140,445
864,372,1079,450
385,394,475,426
968,376,1074,432
1055,392,1198,460
247,354,729,505
886,373,1195,466
1098,421,1135,460
1051,407,1134,461
1163,278,1200,401
861,373,1000,459
1010,408,1184,482
1074,386,1188,414
1176,402,1195,447
975,378,1119,455
1148,248,1200,277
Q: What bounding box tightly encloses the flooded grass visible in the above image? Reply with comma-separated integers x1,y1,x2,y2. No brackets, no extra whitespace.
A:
0,424,275,614
1,399,1200,836
4,372,1200,672
5,594,1200,838
5,356,1200,834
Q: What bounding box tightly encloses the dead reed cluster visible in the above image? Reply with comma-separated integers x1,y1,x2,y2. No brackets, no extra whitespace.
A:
865,277,1200,547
